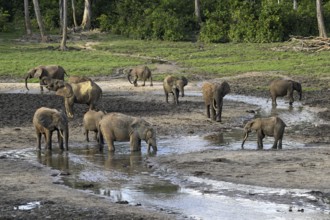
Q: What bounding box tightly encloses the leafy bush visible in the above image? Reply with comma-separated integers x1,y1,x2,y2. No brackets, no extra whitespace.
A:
97,14,111,32
0,8,10,32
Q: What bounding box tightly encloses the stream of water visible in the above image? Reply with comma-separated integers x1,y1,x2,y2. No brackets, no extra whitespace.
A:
2,93,329,219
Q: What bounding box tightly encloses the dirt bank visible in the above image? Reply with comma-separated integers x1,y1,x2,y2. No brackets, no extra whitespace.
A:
0,72,329,219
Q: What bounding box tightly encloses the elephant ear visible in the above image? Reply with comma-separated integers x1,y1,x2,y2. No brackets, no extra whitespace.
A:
37,112,55,128
56,83,73,98
34,67,44,78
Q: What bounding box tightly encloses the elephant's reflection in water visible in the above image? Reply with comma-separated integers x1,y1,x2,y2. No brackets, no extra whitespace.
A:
204,133,225,145
37,150,69,171
104,151,143,172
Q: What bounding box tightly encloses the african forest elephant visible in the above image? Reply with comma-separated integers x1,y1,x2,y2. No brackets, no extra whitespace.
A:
127,66,153,87
98,112,157,152
83,109,106,142
163,75,188,104
269,79,302,106
202,81,230,122
44,79,102,118
241,116,286,150
25,65,68,91
33,107,69,150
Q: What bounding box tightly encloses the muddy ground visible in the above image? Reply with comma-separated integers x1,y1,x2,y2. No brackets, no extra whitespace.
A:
0,69,330,219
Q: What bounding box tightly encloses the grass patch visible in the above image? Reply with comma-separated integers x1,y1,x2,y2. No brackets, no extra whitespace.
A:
0,33,329,80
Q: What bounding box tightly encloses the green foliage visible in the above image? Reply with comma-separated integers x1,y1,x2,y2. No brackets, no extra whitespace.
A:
0,8,10,32
0,0,329,42
97,14,111,32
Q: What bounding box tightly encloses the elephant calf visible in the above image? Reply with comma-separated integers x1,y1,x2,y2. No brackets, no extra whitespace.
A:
98,112,157,152
83,109,106,142
33,107,69,150
241,116,286,150
163,75,188,104
269,79,302,106
127,66,153,87
202,81,230,122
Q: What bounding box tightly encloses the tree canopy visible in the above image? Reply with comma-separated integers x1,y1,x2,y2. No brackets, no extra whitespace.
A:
0,0,329,43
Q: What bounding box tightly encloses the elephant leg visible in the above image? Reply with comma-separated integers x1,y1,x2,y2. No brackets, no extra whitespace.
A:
133,78,138,87
142,79,146,86
150,77,153,86
45,130,52,150
130,132,140,152
85,129,89,142
257,130,265,150
165,92,169,103
287,88,294,105
211,107,216,121
278,138,283,149
271,138,278,150
206,105,211,118
174,89,179,104
36,132,42,150
102,132,115,151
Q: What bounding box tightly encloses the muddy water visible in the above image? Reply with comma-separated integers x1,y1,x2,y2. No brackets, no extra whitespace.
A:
2,91,330,219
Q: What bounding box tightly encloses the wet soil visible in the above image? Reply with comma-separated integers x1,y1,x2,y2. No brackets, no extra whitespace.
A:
0,70,330,219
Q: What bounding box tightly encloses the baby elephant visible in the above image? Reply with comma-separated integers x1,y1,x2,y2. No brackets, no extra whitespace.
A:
269,79,302,106
33,107,69,151
163,75,188,104
127,66,153,87
83,109,106,142
98,112,157,152
241,116,286,150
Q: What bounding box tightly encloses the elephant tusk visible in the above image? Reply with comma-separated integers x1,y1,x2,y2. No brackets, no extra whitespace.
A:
241,133,248,149
59,130,64,139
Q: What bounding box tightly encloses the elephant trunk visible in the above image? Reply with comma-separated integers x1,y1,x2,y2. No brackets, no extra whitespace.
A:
241,132,249,149
213,99,221,122
299,91,302,101
25,74,30,90
127,73,133,84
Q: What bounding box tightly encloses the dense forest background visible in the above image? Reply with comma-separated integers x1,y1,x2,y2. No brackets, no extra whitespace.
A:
0,0,329,43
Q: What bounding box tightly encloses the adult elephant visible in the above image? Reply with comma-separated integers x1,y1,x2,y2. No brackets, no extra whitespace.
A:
98,112,157,152
202,81,230,122
127,66,153,87
25,65,68,91
45,79,102,118
269,79,302,106
241,116,286,150
163,75,188,104
33,107,69,150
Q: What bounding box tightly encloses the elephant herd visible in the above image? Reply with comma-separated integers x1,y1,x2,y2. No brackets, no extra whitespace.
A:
27,65,303,152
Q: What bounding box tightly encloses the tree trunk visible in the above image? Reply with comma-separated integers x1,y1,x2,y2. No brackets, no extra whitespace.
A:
60,0,68,50
81,0,91,30
316,0,327,38
293,0,298,10
32,0,47,42
59,0,63,34
24,0,32,35
71,0,78,28
194,0,201,25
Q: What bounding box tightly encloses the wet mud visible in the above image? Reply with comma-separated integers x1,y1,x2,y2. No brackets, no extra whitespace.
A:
0,75,330,219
